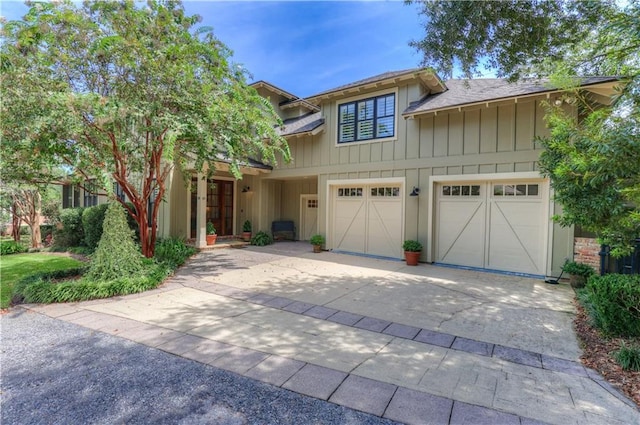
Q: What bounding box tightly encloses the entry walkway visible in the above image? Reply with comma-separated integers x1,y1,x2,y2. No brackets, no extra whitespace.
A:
25,243,639,425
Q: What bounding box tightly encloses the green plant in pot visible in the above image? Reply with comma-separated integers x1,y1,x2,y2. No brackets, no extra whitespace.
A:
562,261,594,288
242,220,252,242
402,240,422,266
206,222,217,246
309,234,325,253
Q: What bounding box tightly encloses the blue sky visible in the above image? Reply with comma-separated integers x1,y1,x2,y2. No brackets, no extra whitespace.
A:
1,1,426,97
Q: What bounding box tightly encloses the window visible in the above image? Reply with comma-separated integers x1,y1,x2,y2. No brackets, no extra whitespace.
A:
442,185,481,197
307,199,318,208
370,187,400,197
84,180,98,207
493,184,539,197
338,93,395,143
62,184,80,209
113,182,126,202
337,187,363,197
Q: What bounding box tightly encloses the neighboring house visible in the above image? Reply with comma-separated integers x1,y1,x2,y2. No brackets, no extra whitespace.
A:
63,68,619,278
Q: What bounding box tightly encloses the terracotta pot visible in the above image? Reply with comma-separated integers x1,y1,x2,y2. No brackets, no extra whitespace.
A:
404,251,420,266
242,231,252,242
206,234,217,246
312,244,322,253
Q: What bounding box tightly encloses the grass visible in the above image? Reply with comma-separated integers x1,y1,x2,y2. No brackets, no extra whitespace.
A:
0,253,83,309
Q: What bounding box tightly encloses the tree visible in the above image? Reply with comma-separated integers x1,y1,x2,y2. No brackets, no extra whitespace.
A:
411,0,640,255
1,0,290,257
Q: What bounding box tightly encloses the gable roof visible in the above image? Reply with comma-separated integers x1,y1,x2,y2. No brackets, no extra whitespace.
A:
306,68,446,103
403,76,619,117
250,80,298,101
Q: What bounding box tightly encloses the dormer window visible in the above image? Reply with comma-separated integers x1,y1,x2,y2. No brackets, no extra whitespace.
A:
338,93,396,144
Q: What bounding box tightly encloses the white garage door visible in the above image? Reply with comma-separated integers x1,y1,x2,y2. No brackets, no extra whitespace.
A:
332,184,403,259
435,181,547,275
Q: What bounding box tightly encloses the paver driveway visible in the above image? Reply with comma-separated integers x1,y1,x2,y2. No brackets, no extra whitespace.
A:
25,242,639,425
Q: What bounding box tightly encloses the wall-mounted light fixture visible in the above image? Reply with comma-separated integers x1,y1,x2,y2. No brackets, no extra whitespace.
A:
242,186,251,193
410,187,420,197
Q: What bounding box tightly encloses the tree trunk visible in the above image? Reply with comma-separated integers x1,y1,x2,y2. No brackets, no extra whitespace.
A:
11,202,21,242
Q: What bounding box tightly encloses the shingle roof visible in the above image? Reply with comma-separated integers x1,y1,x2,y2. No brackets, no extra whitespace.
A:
278,112,325,137
214,152,273,170
403,76,619,116
307,68,423,100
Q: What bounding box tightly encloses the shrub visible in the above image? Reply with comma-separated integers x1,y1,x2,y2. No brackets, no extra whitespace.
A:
12,263,169,304
85,203,145,282
19,225,30,236
251,231,273,246
584,274,640,337
615,342,640,371
54,207,85,249
403,240,423,252
82,203,109,251
309,234,325,246
206,221,216,235
0,240,27,256
154,237,196,268
242,220,252,232
562,261,595,277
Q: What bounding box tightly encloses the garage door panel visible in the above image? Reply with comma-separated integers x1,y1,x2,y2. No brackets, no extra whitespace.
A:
436,180,547,275
367,200,403,258
437,200,485,267
331,184,403,258
334,200,366,253
488,201,544,274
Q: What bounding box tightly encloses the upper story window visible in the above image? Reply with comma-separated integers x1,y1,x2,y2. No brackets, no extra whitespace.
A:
338,93,395,144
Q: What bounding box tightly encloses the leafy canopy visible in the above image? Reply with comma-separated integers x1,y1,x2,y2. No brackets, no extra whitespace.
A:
411,0,640,255
1,0,290,256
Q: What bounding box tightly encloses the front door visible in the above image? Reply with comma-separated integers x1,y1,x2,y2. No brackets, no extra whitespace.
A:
191,178,234,238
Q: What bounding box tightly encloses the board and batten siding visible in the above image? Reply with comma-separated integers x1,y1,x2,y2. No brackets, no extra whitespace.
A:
263,81,568,274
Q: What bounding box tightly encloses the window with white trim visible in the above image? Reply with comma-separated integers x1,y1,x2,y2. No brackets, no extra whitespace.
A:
493,184,539,197
370,187,400,197
337,187,363,197
338,93,395,143
442,185,481,197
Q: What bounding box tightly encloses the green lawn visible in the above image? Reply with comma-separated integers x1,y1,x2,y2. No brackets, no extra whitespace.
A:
0,253,83,309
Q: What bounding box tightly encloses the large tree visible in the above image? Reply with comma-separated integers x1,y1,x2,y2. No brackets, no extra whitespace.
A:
1,0,290,257
410,0,640,255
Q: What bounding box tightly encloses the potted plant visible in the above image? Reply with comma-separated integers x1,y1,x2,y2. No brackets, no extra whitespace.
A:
562,261,595,288
309,234,325,253
403,240,422,266
242,220,252,242
206,221,217,246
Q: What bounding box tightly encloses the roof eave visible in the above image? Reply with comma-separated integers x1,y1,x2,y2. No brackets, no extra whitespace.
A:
306,69,445,104
402,79,621,119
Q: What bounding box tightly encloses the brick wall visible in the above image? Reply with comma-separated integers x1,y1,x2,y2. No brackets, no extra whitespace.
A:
574,237,600,270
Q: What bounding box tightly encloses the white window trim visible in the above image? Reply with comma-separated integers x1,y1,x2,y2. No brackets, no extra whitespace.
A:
335,88,399,147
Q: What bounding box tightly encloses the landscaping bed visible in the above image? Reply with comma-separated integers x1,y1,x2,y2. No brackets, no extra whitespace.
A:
574,300,640,407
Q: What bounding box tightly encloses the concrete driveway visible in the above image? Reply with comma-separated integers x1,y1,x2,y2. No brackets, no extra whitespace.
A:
24,242,639,425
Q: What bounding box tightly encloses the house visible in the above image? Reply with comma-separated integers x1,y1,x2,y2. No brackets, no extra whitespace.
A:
64,68,619,277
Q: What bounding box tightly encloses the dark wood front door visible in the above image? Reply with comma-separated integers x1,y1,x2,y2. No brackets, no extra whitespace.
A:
191,179,234,238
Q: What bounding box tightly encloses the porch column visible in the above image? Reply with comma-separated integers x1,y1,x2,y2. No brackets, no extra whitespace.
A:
195,173,208,248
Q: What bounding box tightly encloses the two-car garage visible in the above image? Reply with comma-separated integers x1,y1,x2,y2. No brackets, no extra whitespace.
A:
327,175,549,276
